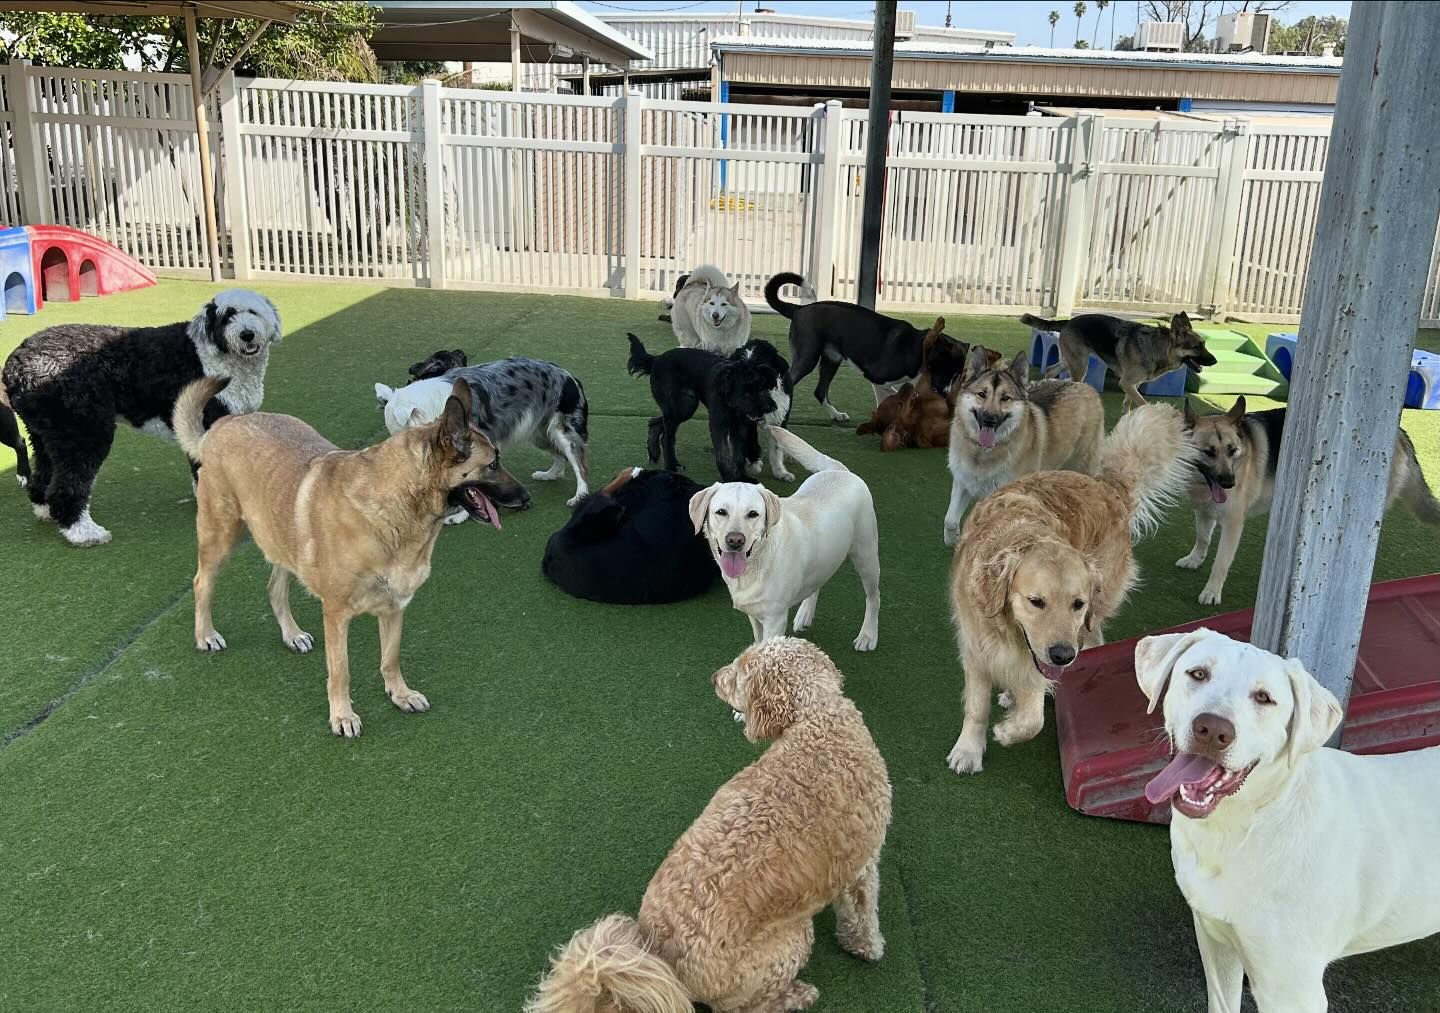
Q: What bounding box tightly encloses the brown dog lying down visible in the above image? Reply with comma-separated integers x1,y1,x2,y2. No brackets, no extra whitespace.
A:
527,638,892,1012
856,318,1001,451
174,376,529,738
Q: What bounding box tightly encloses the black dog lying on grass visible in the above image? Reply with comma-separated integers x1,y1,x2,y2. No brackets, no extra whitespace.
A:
542,467,717,604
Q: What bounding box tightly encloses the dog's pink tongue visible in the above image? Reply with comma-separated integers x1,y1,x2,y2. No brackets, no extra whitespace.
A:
1207,478,1228,504
466,488,502,531
977,426,996,449
719,550,748,578
1145,753,1220,805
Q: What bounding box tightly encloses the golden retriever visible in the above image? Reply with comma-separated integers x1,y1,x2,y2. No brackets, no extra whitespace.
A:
527,638,891,1012
946,404,1197,774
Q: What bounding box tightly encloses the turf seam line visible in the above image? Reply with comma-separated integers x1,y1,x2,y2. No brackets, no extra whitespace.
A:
893,839,938,1012
0,584,192,751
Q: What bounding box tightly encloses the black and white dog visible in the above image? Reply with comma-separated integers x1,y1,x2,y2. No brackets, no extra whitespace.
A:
1,289,281,546
626,334,793,483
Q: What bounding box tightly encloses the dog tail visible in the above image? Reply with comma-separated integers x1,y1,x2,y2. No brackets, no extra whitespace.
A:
767,426,848,474
626,333,655,379
764,272,809,318
1098,404,1198,540
685,264,730,290
1395,429,1440,527
1020,313,1066,331
375,382,396,407
173,376,229,463
526,914,691,1013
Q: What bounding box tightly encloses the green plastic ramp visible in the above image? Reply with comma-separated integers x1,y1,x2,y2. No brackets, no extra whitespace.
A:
1186,327,1289,399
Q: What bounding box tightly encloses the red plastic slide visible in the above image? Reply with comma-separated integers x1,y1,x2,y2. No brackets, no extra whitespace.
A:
24,225,156,310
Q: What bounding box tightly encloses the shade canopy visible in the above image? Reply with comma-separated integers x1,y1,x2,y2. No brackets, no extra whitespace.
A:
369,1,651,67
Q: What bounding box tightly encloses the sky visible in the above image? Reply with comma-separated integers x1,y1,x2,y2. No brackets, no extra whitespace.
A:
575,1,1353,48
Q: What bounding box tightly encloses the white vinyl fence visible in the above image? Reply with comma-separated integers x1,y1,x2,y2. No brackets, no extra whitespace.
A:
3,61,1439,325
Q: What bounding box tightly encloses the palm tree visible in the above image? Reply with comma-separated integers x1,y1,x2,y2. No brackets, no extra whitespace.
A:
1049,9,1061,47
1073,1,1087,47
1094,0,1109,48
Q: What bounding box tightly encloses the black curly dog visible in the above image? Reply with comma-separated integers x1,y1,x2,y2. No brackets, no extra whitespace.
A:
625,333,779,483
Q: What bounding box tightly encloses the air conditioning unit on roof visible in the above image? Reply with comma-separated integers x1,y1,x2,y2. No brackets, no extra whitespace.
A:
1137,20,1184,52
895,9,916,39
1217,11,1272,52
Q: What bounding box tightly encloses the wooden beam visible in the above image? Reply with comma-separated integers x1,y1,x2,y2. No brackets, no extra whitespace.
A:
184,5,222,282
1252,0,1440,727
856,0,896,310
203,17,272,97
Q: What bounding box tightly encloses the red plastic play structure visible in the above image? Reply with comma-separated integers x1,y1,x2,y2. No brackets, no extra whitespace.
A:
1055,573,1440,825
25,225,156,310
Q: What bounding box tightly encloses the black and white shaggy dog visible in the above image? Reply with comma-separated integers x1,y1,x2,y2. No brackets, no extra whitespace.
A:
1,289,281,546
447,357,590,508
766,271,970,423
626,334,793,484
542,467,717,604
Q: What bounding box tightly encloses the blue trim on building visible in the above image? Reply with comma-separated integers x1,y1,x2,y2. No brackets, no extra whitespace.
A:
719,80,730,191
1179,97,1193,112
941,90,955,113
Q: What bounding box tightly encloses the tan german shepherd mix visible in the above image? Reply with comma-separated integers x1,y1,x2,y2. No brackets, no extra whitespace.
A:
1179,395,1440,606
1022,311,1218,412
943,347,1104,546
173,376,529,737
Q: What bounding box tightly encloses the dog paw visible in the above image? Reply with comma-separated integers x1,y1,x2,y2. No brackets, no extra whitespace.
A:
330,710,363,738
993,715,1043,747
830,411,850,424
16,474,27,489
531,468,561,482
745,460,763,478
946,742,984,774
998,690,1015,710
773,468,795,482
1175,554,1204,569
284,631,314,654
1199,586,1223,606
781,981,819,1010
943,523,959,547
197,631,227,652
838,932,885,962
853,630,877,652
388,687,430,713
443,509,469,526
566,491,589,508
32,502,51,521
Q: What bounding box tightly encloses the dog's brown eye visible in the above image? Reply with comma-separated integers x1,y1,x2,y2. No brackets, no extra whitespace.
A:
1253,689,1275,706
1187,667,1209,683
1228,446,1239,457
1071,599,1085,612
745,510,759,520
487,460,498,472
1027,596,1046,609
715,508,728,517
1203,448,1217,458
1000,394,1011,403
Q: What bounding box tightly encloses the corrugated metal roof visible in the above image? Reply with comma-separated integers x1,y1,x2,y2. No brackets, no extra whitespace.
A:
710,37,1343,75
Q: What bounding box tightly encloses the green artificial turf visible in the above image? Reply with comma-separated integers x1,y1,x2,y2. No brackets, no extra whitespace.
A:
1,284,1438,1012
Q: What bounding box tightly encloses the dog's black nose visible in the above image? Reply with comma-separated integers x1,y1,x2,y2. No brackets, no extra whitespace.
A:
1192,712,1235,750
239,330,255,343
1218,476,1236,489
725,532,745,551
1047,644,1076,666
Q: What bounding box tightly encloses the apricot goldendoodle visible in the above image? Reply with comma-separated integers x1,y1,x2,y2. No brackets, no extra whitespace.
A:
527,638,891,1012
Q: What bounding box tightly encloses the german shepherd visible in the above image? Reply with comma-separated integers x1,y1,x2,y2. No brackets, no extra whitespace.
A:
1021,312,1218,412
1179,395,1440,605
943,348,1104,546
174,376,529,738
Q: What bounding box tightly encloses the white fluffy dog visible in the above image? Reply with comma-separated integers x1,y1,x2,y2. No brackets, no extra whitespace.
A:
689,427,880,651
374,377,451,435
669,265,752,354
1136,628,1440,1013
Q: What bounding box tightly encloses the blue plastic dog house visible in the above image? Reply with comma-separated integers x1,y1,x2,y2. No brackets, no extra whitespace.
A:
1270,331,1438,409
1028,328,1186,397
0,226,37,319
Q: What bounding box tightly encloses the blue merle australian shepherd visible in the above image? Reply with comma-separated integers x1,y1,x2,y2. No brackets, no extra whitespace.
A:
0,289,282,546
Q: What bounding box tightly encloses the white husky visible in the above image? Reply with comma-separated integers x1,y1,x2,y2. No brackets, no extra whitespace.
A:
668,265,752,355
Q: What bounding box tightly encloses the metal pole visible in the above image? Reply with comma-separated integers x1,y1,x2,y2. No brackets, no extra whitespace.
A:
184,6,222,282
856,0,896,310
1251,1,1440,732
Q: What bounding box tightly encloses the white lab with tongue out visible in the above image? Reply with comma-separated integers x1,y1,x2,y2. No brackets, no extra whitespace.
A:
1134,628,1440,1013
688,427,881,651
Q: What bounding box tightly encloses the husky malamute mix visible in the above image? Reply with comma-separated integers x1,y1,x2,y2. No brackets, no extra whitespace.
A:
1179,396,1440,604
670,265,752,355
943,348,1104,546
175,376,529,738
1022,311,1217,412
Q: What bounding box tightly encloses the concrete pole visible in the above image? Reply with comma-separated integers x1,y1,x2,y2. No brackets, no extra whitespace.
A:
856,1,896,310
1252,1,1440,732
184,6,222,282
581,55,591,96
510,25,521,91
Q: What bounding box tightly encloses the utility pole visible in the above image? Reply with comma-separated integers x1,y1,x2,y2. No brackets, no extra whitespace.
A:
856,1,896,310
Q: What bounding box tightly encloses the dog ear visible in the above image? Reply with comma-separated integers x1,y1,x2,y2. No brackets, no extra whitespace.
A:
976,545,1023,619
434,394,471,459
1006,349,1029,387
203,300,219,343
737,640,836,741
448,378,473,419
961,344,991,385
261,294,280,339
452,349,467,367
1182,397,1197,430
375,383,394,406
1134,628,1210,715
728,282,742,299
688,484,719,535
1226,396,1247,423
760,486,783,532
1282,657,1343,766
1171,311,1193,333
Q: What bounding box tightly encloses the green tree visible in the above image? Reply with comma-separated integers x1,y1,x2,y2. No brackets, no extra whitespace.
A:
0,2,384,82
1073,1,1088,46
1268,15,1347,56
1095,0,1110,48
1049,9,1061,47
